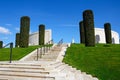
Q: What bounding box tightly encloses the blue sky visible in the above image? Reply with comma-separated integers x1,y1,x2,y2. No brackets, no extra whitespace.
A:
0,0,120,46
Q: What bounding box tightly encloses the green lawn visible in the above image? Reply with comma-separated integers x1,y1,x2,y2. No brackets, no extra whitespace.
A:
63,44,120,80
0,45,42,61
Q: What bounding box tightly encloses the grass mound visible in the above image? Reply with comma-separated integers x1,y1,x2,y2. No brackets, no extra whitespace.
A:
0,45,42,61
63,43,120,80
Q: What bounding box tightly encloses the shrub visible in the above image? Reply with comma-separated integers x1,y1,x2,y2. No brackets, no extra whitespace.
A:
39,24,45,45
19,16,30,48
15,33,20,47
79,21,85,44
103,44,111,47
83,10,95,47
104,23,112,44
0,41,3,48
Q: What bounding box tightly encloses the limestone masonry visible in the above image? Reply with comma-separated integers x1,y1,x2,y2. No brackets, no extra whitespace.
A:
29,29,52,45
29,28,119,45
95,28,119,44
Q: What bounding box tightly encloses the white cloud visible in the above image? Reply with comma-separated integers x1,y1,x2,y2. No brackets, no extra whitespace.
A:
15,27,20,32
2,37,9,40
61,24,78,27
29,30,32,34
5,24,12,26
0,26,12,34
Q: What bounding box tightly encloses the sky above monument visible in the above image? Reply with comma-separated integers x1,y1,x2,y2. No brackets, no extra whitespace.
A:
0,0,120,46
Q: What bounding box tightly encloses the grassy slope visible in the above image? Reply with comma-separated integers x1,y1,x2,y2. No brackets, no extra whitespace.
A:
0,46,42,61
63,44,120,80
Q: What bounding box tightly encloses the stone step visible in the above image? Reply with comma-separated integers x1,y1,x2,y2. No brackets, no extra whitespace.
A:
0,61,63,71
54,62,65,69
42,55,58,59
0,68,49,74
0,65,45,70
93,77,99,80
38,53,59,61
2,61,58,66
50,61,61,65
51,47,62,51
0,78,8,80
38,59,56,61
51,50,61,52
53,63,68,72
0,61,55,64
50,62,62,67
83,74,93,80
0,43,99,80
60,65,76,73
0,63,41,67
42,53,59,57
0,61,65,80
0,71,55,79
0,76,55,80
40,62,66,71
45,52,60,56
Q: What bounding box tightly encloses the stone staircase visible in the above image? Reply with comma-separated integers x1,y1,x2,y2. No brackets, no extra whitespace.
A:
0,61,53,80
0,44,99,80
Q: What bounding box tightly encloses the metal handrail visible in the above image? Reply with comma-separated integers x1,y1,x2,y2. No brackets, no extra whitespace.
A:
2,42,13,63
57,39,63,46
35,40,53,61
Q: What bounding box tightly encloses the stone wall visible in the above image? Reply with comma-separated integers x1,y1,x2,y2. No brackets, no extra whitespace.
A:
95,28,119,44
29,29,52,45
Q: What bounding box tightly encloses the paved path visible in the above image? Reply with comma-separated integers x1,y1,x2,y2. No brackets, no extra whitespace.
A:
0,44,98,80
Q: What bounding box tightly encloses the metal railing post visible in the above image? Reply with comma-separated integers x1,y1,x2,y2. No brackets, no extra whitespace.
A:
37,48,39,61
44,46,45,55
57,39,63,46
40,48,42,58
49,41,50,50
9,43,13,63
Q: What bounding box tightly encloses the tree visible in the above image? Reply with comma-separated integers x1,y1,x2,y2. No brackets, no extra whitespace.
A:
79,21,85,44
15,33,20,47
19,16,30,48
83,10,95,47
104,23,112,44
39,24,45,45
0,41,3,48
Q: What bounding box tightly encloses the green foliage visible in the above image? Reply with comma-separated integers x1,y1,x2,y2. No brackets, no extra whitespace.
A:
39,24,45,45
83,10,95,47
15,33,20,47
0,45,42,61
63,44,120,80
19,16,30,48
0,41,3,48
79,21,85,44
104,23,112,44
103,44,111,47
